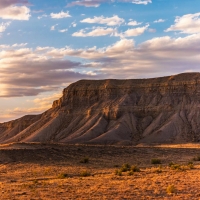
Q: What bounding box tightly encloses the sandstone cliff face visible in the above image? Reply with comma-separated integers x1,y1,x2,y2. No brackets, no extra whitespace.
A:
1,72,200,145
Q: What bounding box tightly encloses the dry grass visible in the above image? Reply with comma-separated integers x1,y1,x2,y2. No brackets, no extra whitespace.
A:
0,143,200,199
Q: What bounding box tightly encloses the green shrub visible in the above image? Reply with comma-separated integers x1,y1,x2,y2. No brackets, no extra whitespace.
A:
115,169,122,176
170,163,181,170
193,156,200,161
154,165,162,173
168,162,175,167
80,170,90,177
166,185,176,194
131,165,140,172
80,157,89,163
58,173,68,179
120,163,131,172
151,158,161,164
128,171,134,176
188,162,194,169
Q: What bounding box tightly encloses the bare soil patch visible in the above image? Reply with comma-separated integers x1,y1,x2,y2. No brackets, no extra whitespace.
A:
1,143,200,199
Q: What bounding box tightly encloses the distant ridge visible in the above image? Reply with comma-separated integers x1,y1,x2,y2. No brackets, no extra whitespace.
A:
1,72,200,145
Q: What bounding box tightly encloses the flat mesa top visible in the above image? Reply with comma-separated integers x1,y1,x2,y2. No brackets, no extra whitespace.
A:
65,73,200,90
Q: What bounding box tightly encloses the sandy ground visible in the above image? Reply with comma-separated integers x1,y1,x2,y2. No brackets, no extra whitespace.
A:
1,143,200,199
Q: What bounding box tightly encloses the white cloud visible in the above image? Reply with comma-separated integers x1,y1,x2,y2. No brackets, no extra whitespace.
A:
0,22,11,33
127,20,142,26
12,43,28,47
119,24,149,37
148,28,156,33
1,33,200,99
129,0,152,5
67,0,105,7
51,24,58,31
0,6,31,20
71,22,77,27
59,29,68,33
38,14,48,20
166,13,200,34
81,15,125,26
154,19,165,23
72,27,115,37
50,11,71,19
67,0,152,7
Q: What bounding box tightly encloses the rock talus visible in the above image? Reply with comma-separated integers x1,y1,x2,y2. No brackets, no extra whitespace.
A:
1,72,200,145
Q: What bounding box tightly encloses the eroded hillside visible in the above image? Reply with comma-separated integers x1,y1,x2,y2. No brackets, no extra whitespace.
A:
1,73,200,144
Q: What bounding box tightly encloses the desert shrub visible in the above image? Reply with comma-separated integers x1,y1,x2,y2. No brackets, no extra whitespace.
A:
33,179,39,184
131,165,140,172
58,173,68,179
115,169,122,176
80,170,90,177
193,156,200,161
168,162,175,167
154,165,162,173
169,163,192,171
151,158,161,164
188,162,194,169
170,163,181,170
80,157,89,163
166,185,176,194
120,163,131,172
128,171,134,176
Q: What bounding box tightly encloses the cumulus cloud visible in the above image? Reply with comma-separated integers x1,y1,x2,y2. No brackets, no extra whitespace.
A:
127,20,142,26
44,34,200,78
0,22,11,33
0,45,99,97
128,0,152,5
50,24,58,31
67,0,106,7
154,19,165,23
72,25,148,38
12,43,28,47
117,24,149,37
72,27,116,37
0,92,62,122
50,11,71,19
67,0,152,7
59,29,68,33
166,13,200,34
0,0,29,8
1,33,200,98
123,25,148,37
37,14,48,20
0,0,31,20
81,15,125,26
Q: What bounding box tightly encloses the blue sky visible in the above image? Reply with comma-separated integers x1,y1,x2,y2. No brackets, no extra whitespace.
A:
0,0,200,122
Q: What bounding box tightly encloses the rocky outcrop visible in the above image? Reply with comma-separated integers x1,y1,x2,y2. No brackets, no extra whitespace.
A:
1,72,200,145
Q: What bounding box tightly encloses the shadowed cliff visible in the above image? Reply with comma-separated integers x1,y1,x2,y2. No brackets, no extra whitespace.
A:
1,72,200,145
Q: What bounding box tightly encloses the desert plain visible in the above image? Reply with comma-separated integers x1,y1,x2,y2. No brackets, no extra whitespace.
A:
1,143,200,199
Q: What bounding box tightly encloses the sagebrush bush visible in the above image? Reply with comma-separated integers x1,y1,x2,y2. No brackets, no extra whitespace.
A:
151,158,161,164
58,173,68,179
193,156,200,161
166,185,176,194
80,170,90,177
131,165,140,172
80,157,89,163
115,169,122,176
120,163,131,172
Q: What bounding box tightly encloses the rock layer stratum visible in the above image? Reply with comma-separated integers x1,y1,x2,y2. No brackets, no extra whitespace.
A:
1,73,200,145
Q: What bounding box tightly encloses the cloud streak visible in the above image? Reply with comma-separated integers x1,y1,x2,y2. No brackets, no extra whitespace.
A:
0,0,31,20
81,15,125,26
166,13,200,34
67,0,152,7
